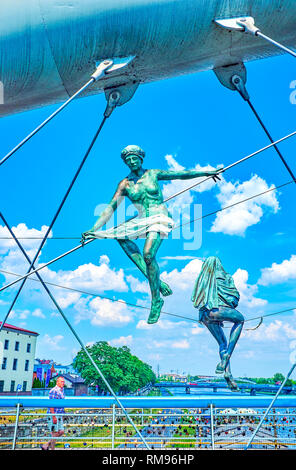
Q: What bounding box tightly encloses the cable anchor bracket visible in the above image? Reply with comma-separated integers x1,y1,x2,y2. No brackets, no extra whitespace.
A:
91,56,139,118
104,81,139,118
214,62,250,101
231,74,250,101
215,16,296,58
214,16,260,35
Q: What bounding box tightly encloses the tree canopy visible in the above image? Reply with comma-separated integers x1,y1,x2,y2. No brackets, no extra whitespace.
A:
72,341,156,395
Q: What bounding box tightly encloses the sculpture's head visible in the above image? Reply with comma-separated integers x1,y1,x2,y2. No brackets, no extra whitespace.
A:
121,145,145,171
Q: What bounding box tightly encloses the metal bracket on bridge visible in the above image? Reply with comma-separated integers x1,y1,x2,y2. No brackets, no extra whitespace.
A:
214,61,296,184
215,16,296,58
91,55,139,118
215,16,259,35
103,81,139,118
92,55,136,82
214,62,249,101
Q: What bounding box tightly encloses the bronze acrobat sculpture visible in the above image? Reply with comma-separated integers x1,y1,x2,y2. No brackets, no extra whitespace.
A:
192,256,244,391
82,145,220,324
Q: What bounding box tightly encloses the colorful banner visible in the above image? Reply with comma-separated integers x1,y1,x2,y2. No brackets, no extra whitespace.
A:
45,368,51,387
36,368,43,382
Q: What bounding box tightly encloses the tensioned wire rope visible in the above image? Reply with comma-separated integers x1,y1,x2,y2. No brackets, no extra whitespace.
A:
0,98,151,448
0,113,108,333
0,60,115,168
1,120,296,241
0,108,108,343
1,125,296,293
1,63,293,447
0,267,295,329
0,190,152,449
0,120,294,440
0,179,294,330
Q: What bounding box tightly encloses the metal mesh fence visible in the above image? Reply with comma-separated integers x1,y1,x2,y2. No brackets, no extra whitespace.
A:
1,406,296,449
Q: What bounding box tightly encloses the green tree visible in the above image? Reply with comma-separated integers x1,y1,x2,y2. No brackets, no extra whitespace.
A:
32,378,43,388
72,342,156,395
272,373,285,384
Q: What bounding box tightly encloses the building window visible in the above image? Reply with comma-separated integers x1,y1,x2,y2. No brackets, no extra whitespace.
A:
25,360,29,372
0,381,4,393
4,340,9,350
26,343,31,353
1,357,7,370
12,359,18,371
23,381,27,392
10,381,15,393
15,341,20,351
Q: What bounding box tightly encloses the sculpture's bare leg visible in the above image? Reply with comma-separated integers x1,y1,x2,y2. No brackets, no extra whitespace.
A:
117,239,172,296
203,313,243,391
203,321,228,366
143,232,165,324
207,308,244,372
143,232,162,298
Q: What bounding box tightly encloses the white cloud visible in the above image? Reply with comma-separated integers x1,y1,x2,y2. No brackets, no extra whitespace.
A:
49,259,128,295
126,275,149,294
41,334,65,350
109,335,133,347
0,224,51,284
0,223,52,256
161,258,203,292
172,339,190,349
161,154,222,212
233,268,267,312
32,308,46,319
0,224,130,326
136,318,187,330
191,324,204,336
242,320,296,343
210,175,279,236
258,255,296,286
19,311,29,321
74,296,134,327
159,155,280,238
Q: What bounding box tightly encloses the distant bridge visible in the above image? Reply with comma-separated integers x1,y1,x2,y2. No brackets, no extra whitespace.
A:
154,382,296,396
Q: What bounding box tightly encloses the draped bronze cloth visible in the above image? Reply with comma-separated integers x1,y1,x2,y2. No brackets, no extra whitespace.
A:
191,256,240,322
91,213,174,240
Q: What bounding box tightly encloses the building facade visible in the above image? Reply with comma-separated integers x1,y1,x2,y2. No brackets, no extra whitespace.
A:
0,323,38,395
62,374,88,396
54,363,76,376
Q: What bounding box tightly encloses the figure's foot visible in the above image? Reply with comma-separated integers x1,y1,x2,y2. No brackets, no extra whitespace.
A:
147,298,164,324
215,353,230,374
224,372,240,392
160,280,173,297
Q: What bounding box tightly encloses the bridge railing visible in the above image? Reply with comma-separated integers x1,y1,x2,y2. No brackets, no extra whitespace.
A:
1,396,296,450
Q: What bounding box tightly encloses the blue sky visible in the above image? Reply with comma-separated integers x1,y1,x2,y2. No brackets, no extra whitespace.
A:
0,53,296,379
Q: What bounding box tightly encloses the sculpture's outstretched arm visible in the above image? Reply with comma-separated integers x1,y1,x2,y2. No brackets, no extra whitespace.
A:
156,168,222,181
81,180,126,242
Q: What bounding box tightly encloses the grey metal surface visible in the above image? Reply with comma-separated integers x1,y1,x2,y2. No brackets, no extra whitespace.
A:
0,0,295,117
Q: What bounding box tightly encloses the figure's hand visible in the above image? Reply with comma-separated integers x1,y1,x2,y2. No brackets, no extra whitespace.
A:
206,170,222,183
81,230,95,245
